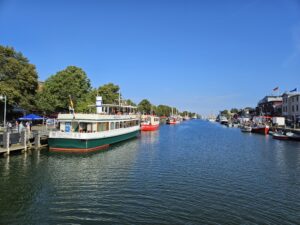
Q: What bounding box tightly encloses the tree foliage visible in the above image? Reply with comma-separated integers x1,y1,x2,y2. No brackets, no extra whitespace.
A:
230,108,239,114
154,105,172,116
0,45,38,111
125,99,136,106
36,66,91,113
138,99,152,114
76,83,123,113
97,83,120,104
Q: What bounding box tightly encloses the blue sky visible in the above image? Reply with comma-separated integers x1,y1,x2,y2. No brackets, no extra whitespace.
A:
1,0,300,115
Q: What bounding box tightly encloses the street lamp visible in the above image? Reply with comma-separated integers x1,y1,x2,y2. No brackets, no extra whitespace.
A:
0,95,7,128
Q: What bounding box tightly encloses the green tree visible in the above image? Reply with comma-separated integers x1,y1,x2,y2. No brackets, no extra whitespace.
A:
76,89,98,113
220,109,231,119
0,45,38,112
155,104,172,117
230,108,239,114
125,99,136,106
138,99,152,114
97,83,120,104
76,83,122,113
36,66,91,113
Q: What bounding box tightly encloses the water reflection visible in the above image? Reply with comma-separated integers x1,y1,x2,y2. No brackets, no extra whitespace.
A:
0,121,300,224
140,130,160,145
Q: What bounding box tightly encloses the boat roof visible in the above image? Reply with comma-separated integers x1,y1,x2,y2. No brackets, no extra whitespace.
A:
57,113,139,121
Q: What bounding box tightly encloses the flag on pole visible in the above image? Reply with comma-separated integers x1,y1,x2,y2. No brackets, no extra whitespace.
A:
69,95,75,118
69,95,74,110
290,88,297,92
273,86,279,91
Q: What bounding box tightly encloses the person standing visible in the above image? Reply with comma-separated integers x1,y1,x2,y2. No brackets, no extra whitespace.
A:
7,122,12,132
19,122,24,133
15,121,19,132
26,121,30,133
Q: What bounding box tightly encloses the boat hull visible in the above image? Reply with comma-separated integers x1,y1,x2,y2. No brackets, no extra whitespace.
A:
251,127,269,135
241,127,252,132
48,130,139,153
273,134,289,140
141,124,159,131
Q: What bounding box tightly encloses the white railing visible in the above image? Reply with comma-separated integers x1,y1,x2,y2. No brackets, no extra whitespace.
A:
57,113,140,121
49,126,140,139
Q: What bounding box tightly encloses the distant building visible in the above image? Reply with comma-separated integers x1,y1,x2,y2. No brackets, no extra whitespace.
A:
240,107,256,118
256,96,282,116
282,92,300,123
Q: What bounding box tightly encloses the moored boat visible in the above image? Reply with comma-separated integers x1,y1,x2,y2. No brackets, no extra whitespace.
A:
167,108,180,125
48,96,140,153
140,115,160,131
268,131,274,136
251,124,269,135
166,117,178,125
240,126,252,132
219,116,229,125
273,132,289,140
286,132,300,141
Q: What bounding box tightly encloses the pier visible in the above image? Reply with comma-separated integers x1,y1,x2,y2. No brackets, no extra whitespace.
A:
0,129,49,156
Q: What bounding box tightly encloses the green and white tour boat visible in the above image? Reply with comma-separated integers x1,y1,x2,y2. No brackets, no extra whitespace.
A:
48,96,140,152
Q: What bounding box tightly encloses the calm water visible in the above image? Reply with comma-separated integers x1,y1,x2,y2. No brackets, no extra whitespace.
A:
1,120,300,224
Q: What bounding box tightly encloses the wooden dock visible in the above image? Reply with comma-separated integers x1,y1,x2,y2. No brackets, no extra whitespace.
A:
0,130,49,156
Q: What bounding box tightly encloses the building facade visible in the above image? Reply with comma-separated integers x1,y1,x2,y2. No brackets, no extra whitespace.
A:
256,96,282,116
282,92,300,123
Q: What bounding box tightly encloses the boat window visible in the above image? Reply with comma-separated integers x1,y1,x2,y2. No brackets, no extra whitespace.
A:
87,123,93,132
120,121,124,128
72,122,79,132
98,122,109,132
110,122,115,130
116,122,120,129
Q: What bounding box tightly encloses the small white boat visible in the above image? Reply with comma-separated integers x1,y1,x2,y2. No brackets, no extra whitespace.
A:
219,116,228,125
286,132,300,141
241,126,252,132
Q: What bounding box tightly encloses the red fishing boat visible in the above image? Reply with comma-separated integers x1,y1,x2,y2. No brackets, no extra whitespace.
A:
166,117,179,125
251,125,270,135
251,116,271,135
140,115,160,131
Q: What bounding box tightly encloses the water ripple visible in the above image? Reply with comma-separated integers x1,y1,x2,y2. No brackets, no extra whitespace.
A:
1,121,300,224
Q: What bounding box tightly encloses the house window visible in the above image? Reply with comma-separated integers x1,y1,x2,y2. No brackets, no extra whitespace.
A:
297,105,299,111
292,105,294,112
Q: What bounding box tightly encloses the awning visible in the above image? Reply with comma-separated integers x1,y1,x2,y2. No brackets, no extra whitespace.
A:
19,114,43,120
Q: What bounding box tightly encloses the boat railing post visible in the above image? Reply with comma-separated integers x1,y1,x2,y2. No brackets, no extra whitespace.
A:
3,131,10,155
34,131,41,150
20,130,27,151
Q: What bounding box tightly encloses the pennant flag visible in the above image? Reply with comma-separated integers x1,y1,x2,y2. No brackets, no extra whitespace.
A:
68,95,75,118
273,86,279,91
290,88,297,92
69,95,74,110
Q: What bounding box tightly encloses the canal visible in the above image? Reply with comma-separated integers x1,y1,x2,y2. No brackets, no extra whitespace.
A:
0,120,300,224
